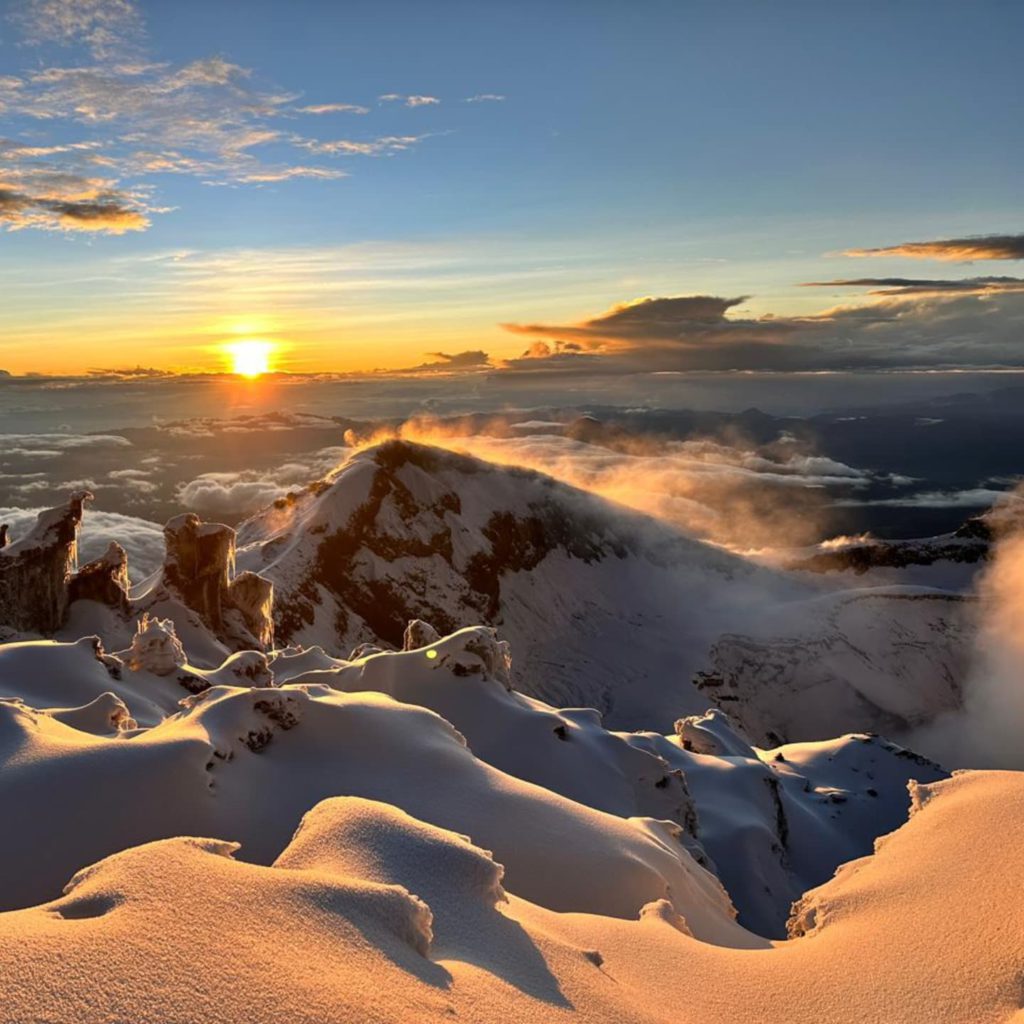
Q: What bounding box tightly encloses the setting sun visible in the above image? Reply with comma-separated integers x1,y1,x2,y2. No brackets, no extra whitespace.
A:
227,339,274,377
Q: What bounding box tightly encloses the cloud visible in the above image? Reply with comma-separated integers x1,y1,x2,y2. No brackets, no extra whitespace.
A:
502,294,812,372
501,288,1024,373
802,277,1024,296
85,365,171,378
907,493,1024,768
844,233,1024,262
10,191,146,232
1,4,447,233
378,93,440,107
0,159,152,233
511,295,748,337
296,103,370,115
295,134,428,157
465,94,505,103
234,166,346,183
416,350,491,371
176,446,349,514
833,488,1008,509
11,0,145,60
0,433,131,450
0,183,148,233
0,503,164,582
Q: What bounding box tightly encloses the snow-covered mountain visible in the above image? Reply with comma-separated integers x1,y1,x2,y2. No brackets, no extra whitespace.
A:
231,440,972,742
1,440,974,745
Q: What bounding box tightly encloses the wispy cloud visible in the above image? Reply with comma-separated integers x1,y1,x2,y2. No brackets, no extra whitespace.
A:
844,233,1024,262
379,93,440,108
295,134,430,157
295,102,370,115
0,2,441,234
465,93,505,103
11,0,144,60
235,166,347,183
802,277,1024,295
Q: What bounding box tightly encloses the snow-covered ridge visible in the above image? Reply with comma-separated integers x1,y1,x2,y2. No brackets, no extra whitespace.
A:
234,439,973,740
0,619,944,939
1,441,974,745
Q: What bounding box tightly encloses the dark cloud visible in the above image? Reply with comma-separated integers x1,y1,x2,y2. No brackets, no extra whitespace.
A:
802,277,1024,296
0,184,149,233
414,350,491,372
505,295,756,344
503,294,817,373
500,289,1024,374
844,234,1024,262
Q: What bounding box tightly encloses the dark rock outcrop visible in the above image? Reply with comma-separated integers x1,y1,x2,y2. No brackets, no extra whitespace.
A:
162,513,274,650
67,541,130,612
0,491,92,634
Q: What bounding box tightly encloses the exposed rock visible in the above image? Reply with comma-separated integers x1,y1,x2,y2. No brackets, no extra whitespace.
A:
403,618,440,650
161,513,274,650
785,534,988,575
0,491,92,635
227,570,275,650
787,504,1023,576
68,541,130,612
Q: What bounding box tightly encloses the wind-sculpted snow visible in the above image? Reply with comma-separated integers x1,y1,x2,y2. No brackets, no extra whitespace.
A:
0,660,754,945
279,626,947,936
0,771,1021,1023
0,622,943,940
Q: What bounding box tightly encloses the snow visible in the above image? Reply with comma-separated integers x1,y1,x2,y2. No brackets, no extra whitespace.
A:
0,771,1021,1023
0,440,1018,1022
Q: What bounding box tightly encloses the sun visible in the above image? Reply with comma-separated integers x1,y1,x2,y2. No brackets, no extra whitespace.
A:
226,339,274,378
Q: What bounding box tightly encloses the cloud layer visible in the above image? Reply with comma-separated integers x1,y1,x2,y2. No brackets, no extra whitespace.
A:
844,233,1024,262
503,287,1024,373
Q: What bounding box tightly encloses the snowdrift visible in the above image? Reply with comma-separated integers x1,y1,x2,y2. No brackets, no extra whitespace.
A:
2,772,1021,1024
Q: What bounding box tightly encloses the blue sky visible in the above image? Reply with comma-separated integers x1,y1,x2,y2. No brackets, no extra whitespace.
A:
1,0,1022,375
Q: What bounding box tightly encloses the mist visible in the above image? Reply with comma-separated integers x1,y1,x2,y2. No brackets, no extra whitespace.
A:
906,507,1024,768
347,417,877,551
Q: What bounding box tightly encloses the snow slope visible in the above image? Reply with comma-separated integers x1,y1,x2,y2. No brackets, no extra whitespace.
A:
1,771,1021,1024
0,624,945,939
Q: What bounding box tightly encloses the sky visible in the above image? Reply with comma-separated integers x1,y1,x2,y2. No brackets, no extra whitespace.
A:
0,0,1022,378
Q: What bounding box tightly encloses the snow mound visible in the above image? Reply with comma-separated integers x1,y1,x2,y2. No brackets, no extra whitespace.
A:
279,796,507,911
1,771,1021,1023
